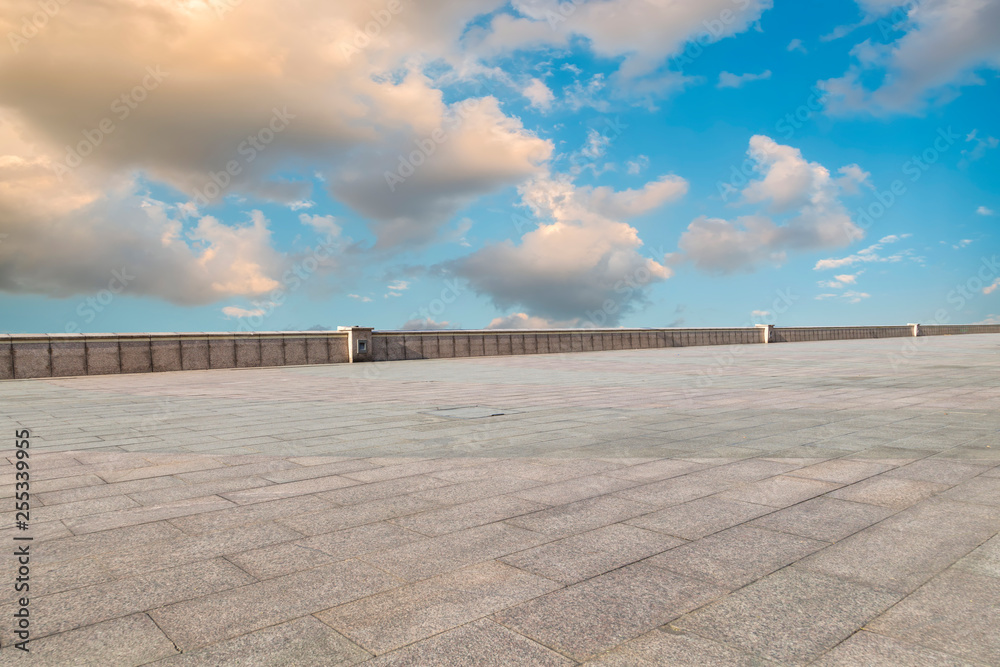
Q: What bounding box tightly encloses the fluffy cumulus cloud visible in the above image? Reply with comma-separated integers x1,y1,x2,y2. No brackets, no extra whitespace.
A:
522,78,555,110
0,114,286,302
448,172,685,325
469,0,772,94
673,135,866,274
0,0,558,301
333,95,552,247
820,0,1000,115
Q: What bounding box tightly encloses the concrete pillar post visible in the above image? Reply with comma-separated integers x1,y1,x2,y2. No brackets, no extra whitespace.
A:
755,324,773,343
908,323,920,337
338,326,374,362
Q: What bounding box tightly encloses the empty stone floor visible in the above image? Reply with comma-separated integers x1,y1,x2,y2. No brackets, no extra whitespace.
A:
1,334,998,665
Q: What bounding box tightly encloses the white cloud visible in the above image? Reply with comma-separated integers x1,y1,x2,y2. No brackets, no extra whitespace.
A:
222,306,268,318
814,234,914,270
977,206,995,216
450,172,680,324
953,239,973,249
298,214,341,236
0,0,572,298
471,0,771,98
387,280,410,291
674,135,866,273
401,318,454,330
818,272,861,289
751,309,772,317
332,96,552,247
787,38,807,54
821,0,1000,115
486,313,576,329
985,279,1000,295
960,129,999,166
717,70,772,89
976,314,1000,324
347,294,372,302
626,155,650,175
522,78,555,110
815,291,871,303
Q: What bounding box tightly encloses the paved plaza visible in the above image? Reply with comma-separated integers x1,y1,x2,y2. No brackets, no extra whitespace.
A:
1,334,999,665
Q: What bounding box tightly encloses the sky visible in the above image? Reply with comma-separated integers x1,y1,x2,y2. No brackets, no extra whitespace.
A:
0,0,998,333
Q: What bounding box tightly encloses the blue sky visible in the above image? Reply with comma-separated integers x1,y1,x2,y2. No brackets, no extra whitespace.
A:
1,0,998,333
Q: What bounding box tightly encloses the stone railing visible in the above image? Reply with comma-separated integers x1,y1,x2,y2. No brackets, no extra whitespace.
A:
2,323,998,379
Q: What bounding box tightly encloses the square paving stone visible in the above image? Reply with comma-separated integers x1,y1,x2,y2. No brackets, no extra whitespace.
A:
647,525,827,589
952,533,1000,579
221,475,359,504
512,474,639,505
505,495,655,537
867,570,1000,665
280,495,440,536
605,459,707,482
17,613,179,666
829,475,949,509
169,494,334,535
940,475,1000,506
228,541,337,580
3,558,254,641
317,561,560,654
612,473,736,507
810,630,979,667
716,475,840,508
390,495,547,536
787,459,894,484
299,521,425,560
882,459,989,485
675,568,900,665
796,505,991,595
627,496,776,540
366,619,573,666
150,615,370,666
585,626,780,666
359,522,551,582
493,562,726,661
748,496,894,542
150,559,403,650
501,523,684,585
318,475,451,505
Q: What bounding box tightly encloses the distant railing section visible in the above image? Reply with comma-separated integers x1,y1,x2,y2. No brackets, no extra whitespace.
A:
1,324,998,379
